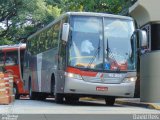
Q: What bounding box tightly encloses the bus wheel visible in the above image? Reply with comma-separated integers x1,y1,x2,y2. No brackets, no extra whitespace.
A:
55,93,64,104
51,74,55,95
38,93,47,100
29,81,36,100
105,97,115,106
65,96,79,104
13,84,20,99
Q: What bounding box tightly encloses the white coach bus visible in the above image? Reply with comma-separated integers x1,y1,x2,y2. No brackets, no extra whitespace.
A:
23,12,145,105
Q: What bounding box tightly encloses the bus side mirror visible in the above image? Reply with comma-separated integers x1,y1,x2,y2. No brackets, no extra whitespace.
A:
131,30,148,55
139,30,147,48
62,23,70,42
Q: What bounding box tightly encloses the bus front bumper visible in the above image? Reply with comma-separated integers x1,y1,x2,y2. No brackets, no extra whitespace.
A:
64,77,135,98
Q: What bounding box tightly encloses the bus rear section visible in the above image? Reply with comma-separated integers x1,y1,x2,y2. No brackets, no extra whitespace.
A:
24,12,138,105
0,44,28,99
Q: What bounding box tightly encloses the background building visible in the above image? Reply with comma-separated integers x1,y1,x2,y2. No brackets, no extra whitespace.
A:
129,0,160,102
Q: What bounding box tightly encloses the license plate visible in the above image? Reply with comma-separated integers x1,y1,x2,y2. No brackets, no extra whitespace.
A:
108,73,124,78
96,86,108,91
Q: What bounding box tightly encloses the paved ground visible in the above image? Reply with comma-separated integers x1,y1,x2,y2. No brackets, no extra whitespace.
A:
0,98,159,114
0,114,147,120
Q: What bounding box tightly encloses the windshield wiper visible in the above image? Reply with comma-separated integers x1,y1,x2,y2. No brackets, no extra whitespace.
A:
106,39,120,71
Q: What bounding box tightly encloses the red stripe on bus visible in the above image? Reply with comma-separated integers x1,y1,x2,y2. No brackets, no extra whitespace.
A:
66,67,97,77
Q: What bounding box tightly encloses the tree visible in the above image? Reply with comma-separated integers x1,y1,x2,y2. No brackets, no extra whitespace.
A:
0,0,135,44
0,0,21,44
51,0,133,14
0,0,61,44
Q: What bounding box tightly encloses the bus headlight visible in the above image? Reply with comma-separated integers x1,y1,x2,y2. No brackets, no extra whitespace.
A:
65,72,83,80
123,77,137,83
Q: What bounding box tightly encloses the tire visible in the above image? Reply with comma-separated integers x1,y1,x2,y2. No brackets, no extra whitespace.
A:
38,93,47,100
105,97,116,106
29,80,37,100
65,96,79,104
51,74,55,95
13,84,20,99
55,93,64,104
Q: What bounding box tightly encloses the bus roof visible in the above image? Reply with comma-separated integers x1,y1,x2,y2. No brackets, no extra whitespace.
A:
65,12,133,20
28,12,133,40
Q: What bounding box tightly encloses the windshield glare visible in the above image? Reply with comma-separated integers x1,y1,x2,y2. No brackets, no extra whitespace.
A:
68,16,135,71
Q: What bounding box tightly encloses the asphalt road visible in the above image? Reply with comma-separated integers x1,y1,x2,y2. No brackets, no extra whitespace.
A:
0,98,160,120
0,98,159,114
0,114,147,120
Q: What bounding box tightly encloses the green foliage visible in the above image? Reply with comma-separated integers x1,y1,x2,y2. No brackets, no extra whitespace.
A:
52,0,132,14
0,0,134,45
0,0,61,45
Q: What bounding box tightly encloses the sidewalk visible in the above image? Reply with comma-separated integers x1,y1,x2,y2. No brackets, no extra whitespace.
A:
116,98,160,110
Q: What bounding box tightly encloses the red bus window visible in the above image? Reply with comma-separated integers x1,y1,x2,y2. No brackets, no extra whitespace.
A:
5,51,18,66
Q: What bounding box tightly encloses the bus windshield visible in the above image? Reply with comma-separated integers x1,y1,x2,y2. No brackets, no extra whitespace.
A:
0,51,18,66
68,16,135,71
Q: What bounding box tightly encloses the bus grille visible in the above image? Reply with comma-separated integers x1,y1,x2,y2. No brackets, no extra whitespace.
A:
82,76,122,84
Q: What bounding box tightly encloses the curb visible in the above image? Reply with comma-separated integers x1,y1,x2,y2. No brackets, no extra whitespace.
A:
147,103,160,110
115,100,160,110
80,97,160,110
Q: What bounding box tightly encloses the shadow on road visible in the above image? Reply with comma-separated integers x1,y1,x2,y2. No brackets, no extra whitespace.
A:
19,96,124,107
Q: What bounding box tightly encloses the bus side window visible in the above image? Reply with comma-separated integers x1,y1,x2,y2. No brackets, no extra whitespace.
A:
24,50,30,68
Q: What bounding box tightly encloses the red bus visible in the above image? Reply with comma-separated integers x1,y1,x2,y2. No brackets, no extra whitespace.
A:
0,44,28,99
